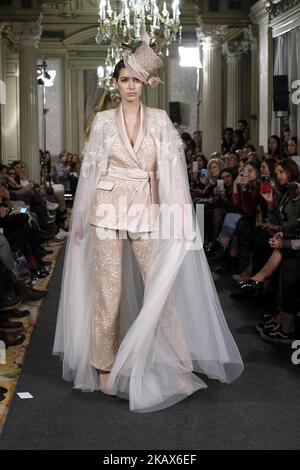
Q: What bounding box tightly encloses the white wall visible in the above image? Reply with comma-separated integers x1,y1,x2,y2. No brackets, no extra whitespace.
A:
38,58,63,157
167,54,202,136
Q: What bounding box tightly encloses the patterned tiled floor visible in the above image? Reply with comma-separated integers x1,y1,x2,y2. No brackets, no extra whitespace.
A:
0,239,65,434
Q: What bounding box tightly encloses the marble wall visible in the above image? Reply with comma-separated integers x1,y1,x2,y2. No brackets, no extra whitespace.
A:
4,55,19,163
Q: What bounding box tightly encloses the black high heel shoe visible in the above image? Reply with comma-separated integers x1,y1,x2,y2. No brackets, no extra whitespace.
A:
237,279,264,296
30,267,49,279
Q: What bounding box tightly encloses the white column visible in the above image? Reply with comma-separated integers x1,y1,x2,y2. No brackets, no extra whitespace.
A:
250,3,273,149
225,51,243,129
223,28,257,133
258,19,273,149
197,24,226,158
0,25,6,162
0,25,4,83
250,33,259,147
13,22,42,181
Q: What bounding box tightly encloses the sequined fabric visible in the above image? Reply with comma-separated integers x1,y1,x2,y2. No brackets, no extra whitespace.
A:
90,226,153,371
90,104,158,232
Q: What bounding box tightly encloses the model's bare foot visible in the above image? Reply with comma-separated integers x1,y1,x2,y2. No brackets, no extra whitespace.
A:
99,370,110,386
99,370,116,396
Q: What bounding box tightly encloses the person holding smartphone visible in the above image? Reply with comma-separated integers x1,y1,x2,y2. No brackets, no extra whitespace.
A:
213,169,235,211
189,166,203,201
232,162,268,273
239,159,300,289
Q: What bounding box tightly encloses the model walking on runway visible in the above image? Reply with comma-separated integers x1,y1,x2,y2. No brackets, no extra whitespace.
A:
53,31,243,413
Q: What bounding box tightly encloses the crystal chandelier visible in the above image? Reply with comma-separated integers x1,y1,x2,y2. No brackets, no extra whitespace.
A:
96,0,182,54
97,45,122,99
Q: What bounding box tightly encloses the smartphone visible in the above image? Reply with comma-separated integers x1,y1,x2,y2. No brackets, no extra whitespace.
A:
260,180,272,194
201,169,209,178
217,179,225,190
192,161,198,172
19,207,28,214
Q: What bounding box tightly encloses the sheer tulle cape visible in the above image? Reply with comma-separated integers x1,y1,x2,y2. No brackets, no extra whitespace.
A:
53,107,244,412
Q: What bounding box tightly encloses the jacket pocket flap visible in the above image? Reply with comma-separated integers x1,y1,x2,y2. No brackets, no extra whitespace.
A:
97,180,115,190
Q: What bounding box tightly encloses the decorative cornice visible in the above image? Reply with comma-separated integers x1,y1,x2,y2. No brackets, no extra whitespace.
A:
12,21,43,48
265,0,300,20
0,24,9,36
223,45,244,64
250,1,269,25
197,12,250,27
222,26,257,64
196,22,228,48
269,1,300,37
63,26,97,46
41,0,82,19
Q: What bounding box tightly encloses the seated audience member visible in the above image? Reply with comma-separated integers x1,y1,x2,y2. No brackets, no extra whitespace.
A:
231,161,267,273
222,128,234,154
55,151,71,192
224,152,239,177
193,152,207,172
232,160,299,289
230,130,245,152
239,231,300,344
267,135,282,161
193,158,226,245
181,132,196,153
193,130,202,151
245,159,300,282
238,119,250,144
287,137,298,158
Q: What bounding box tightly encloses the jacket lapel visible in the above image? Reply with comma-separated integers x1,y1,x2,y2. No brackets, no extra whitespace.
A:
133,103,147,154
115,103,146,166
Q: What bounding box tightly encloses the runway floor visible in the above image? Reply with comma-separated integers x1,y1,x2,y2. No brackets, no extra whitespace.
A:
0,246,299,450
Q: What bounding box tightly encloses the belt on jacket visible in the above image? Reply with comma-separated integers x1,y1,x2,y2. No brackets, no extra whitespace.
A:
103,165,159,206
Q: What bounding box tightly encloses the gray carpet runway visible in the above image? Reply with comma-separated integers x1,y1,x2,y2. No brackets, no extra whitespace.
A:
0,246,300,450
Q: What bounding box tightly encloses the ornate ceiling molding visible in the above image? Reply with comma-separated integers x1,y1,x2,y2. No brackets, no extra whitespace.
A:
12,20,43,48
62,26,97,45
41,0,81,19
196,22,228,47
223,27,257,63
265,0,300,20
267,0,300,36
